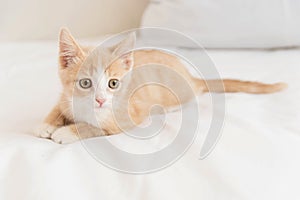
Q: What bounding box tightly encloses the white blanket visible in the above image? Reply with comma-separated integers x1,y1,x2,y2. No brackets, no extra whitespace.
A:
0,40,299,200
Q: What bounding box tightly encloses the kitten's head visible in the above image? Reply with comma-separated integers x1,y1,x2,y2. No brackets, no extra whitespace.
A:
58,28,136,123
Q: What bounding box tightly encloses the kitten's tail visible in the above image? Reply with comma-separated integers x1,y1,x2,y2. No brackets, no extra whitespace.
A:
195,79,287,94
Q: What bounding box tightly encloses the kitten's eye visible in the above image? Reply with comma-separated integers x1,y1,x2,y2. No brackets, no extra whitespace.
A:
108,79,119,89
79,78,92,89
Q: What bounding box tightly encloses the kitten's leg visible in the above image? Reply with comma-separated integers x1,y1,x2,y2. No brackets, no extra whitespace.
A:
51,122,108,144
34,104,66,139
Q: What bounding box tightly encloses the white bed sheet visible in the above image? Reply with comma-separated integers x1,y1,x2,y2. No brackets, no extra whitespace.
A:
0,40,299,200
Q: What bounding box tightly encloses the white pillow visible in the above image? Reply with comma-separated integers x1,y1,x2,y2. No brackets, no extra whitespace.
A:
0,0,148,41
141,0,300,48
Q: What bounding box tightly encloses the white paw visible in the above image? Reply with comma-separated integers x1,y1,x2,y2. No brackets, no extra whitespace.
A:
34,123,57,139
51,126,79,144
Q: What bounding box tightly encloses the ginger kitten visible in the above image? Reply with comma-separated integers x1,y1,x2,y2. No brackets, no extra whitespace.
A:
34,28,287,144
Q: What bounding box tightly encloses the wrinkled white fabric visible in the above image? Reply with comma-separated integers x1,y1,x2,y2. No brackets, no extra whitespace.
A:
0,40,299,200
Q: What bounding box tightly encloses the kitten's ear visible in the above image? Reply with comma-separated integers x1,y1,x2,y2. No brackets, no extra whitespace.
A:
111,32,136,70
59,28,84,68
111,32,136,56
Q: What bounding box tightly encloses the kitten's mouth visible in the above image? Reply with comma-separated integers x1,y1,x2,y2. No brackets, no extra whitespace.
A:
94,104,109,109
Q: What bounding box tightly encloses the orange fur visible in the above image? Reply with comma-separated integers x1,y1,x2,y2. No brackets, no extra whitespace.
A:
195,79,287,94
37,28,287,143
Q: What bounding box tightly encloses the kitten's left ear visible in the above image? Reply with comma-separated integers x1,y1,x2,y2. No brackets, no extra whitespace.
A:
111,32,136,70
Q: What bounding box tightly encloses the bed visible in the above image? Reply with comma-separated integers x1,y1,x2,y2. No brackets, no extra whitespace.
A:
0,38,299,200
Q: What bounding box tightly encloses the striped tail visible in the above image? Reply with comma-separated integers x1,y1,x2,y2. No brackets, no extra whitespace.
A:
195,79,287,94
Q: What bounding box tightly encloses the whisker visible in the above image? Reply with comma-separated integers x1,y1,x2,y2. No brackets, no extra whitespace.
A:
57,102,72,106
58,100,72,103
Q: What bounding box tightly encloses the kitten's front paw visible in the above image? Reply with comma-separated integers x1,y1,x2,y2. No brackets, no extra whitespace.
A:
51,126,79,144
34,123,57,139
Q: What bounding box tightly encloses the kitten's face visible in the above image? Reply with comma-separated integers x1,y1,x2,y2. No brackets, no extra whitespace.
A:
58,28,135,125
73,50,133,110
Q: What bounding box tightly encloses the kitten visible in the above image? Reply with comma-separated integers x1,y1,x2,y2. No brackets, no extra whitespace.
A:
34,28,287,144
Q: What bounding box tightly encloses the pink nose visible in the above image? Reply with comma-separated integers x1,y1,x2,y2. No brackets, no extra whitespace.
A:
96,98,106,107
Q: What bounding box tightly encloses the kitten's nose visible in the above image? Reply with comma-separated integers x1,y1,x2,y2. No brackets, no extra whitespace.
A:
96,98,106,107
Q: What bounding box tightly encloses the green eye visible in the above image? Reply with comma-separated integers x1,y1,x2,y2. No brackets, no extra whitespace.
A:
108,79,119,89
79,78,92,89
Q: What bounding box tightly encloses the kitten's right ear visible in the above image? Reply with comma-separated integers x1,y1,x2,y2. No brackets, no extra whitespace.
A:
110,32,136,70
59,28,84,68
